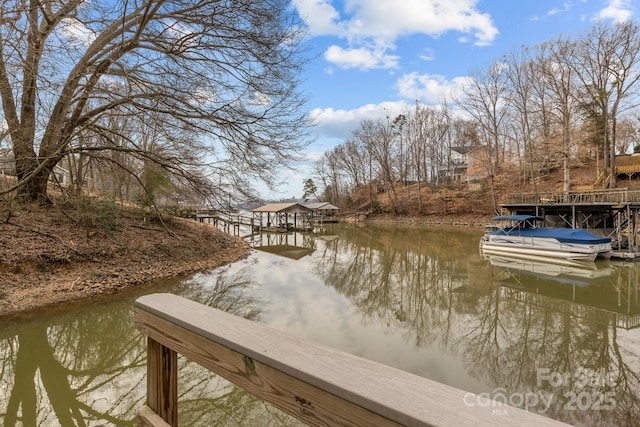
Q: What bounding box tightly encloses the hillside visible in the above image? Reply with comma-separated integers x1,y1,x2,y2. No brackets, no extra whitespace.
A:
353,156,640,225
0,200,250,317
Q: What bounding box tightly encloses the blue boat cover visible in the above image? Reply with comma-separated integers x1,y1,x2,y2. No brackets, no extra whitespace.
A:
492,227,611,244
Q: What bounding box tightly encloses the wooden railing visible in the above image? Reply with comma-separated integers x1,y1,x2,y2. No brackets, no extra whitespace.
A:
134,293,568,427
506,188,640,205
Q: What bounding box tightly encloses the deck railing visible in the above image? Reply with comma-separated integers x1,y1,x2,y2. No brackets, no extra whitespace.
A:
134,293,568,427
506,188,640,205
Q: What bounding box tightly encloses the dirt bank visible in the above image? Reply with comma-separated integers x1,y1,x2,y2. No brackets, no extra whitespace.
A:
0,202,250,317
346,213,492,227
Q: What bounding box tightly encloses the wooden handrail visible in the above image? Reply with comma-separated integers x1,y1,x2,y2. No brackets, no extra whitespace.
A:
134,293,568,427
507,188,640,204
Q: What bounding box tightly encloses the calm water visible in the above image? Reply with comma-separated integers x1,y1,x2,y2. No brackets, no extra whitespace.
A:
1,224,639,426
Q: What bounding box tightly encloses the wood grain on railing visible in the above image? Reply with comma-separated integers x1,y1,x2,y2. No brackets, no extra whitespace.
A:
135,293,568,427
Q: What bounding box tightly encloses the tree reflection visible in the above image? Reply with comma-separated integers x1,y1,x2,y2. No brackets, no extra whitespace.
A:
311,224,640,426
0,267,302,427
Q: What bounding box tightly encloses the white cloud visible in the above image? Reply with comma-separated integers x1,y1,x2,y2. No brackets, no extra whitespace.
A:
333,0,497,44
309,101,411,140
324,45,399,69
396,72,470,103
419,48,435,62
59,18,96,46
547,2,573,17
293,0,345,35
594,0,634,22
294,0,498,70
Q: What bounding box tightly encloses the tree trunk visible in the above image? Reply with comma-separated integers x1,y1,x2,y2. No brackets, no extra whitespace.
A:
15,160,53,204
609,115,617,188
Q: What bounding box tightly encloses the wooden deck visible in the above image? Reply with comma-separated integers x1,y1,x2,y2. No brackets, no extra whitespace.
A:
506,188,640,205
135,293,569,427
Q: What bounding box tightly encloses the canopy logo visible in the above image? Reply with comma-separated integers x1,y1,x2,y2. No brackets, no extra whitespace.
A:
463,367,618,414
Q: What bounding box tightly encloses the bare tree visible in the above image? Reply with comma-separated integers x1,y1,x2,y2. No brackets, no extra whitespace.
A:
334,139,367,191
455,62,510,212
425,104,451,186
405,102,431,212
312,152,342,206
616,116,640,155
0,0,310,204
351,120,381,210
353,118,401,214
504,47,539,192
539,37,581,192
572,21,640,188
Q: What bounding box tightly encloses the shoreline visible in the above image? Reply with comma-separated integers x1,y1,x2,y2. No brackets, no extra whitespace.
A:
0,207,486,319
0,205,251,318
0,241,251,318
347,213,492,227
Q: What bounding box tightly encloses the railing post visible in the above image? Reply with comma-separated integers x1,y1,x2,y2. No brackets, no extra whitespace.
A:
146,337,178,426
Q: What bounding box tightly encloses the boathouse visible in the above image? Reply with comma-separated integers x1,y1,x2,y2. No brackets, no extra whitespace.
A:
499,188,640,256
304,202,340,222
251,202,313,231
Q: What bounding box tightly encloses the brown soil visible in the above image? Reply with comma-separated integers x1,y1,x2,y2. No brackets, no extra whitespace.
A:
0,202,250,317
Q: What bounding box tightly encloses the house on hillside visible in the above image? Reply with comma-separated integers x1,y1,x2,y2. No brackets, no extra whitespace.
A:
439,146,490,184
439,146,474,182
466,146,490,182
0,148,14,175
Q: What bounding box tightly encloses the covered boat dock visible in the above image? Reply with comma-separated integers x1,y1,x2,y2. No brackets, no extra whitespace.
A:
251,203,314,232
304,202,341,223
499,188,640,257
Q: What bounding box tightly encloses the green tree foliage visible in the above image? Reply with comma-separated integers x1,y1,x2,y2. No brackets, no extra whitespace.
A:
302,178,318,202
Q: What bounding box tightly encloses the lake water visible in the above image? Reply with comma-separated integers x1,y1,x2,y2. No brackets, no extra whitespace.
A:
1,224,639,426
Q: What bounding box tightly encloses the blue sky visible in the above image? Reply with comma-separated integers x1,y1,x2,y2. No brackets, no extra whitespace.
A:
265,0,636,200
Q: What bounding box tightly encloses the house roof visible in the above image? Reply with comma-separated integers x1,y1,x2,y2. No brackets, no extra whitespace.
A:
252,202,312,213
451,146,476,155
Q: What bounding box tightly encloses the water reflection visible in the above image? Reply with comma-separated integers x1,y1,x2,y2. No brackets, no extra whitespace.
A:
1,224,640,427
1,302,145,427
304,225,640,426
0,269,301,427
475,253,640,426
483,253,640,326
248,232,316,260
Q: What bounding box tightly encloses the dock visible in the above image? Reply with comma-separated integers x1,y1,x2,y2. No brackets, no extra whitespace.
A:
193,202,339,236
500,188,640,259
135,293,569,427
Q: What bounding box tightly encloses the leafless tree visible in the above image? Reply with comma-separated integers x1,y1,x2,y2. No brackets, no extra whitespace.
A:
572,21,640,188
539,37,581,192
504,47,539,192
616,116,640,154
404,102,431,212
333,139,367,191
0,0,310,205
455,62,511,212
353,118,401,213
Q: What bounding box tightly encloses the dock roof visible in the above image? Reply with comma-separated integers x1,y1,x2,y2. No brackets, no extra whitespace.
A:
304,202,340,211
252,202,312,213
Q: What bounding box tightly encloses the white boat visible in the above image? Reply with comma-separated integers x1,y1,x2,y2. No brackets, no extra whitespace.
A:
479,215,612,261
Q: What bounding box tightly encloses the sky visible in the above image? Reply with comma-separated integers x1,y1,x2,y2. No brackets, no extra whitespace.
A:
265,0,637,200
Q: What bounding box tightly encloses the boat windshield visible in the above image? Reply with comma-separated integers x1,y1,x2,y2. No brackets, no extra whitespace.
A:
493,215,543,233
